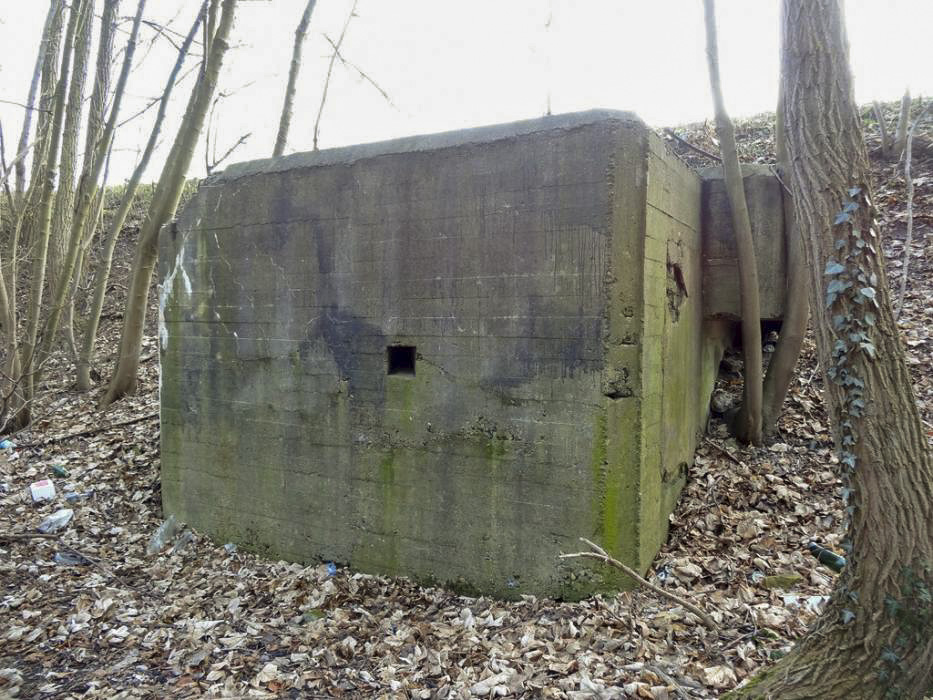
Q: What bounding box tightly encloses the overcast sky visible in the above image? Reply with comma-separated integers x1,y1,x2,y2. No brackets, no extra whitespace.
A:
2,0,931,182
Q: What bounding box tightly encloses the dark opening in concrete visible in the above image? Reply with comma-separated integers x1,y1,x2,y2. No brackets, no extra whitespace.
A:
387,346,416,376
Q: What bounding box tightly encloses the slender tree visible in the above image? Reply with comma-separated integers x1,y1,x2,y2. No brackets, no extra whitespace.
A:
729,1,933,696
35,0,144,376
14,0,59,199
17,0,84,425
77,1,203,390
746,60,810,437
273,0,317,157
49,0,93,291
62,0,121,358
702,0,764,445
102,0,238,405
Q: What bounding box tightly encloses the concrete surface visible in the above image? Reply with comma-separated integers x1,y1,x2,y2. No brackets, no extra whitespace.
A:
159,111,778,598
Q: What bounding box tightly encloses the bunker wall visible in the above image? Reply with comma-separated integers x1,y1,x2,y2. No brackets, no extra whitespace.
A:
159,111,729,598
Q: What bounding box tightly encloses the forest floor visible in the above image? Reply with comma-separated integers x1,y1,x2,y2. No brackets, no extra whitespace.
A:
1,105,931,699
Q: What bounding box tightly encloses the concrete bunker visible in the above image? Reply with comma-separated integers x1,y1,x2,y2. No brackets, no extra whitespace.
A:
159,110,785,598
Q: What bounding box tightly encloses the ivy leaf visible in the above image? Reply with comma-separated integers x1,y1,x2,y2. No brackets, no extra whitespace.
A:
843,201,858,213
859,342,876,359
881,648,900,664
885,596,901,616
841,609,856,624
860,287,876,300
863,312,876,327
825,261,845,276
848,186,862,197
834,211,852,225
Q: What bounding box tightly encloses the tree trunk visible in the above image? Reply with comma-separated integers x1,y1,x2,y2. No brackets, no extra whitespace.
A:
272,0,317,157
26,0,65,200
891,90,911,160
18,0,83,426
759,64,809,435
702,0,764,445
729,1,933,696
101,0,237,406
14,0,59,198
60,0,119,367
78,0,201,391
36,0,143,379
49,0,93,293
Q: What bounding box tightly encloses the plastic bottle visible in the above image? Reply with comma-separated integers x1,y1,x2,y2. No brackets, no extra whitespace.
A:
38,508,74,534
147,514,180,555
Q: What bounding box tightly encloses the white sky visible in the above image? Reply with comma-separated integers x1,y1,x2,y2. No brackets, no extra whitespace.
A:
1,0,931,182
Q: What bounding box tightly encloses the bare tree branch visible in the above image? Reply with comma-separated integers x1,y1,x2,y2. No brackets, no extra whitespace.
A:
560,538,717,630
209,131,251,174
313,0,359,151
0,98,52,113
323,33,396,110
273,0,317,157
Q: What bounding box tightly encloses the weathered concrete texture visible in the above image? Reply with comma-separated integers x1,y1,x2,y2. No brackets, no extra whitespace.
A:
700,164,786,320
159,110,723,598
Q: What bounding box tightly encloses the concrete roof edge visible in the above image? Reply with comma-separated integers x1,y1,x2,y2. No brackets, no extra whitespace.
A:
697,163,777,179
210,109,644,182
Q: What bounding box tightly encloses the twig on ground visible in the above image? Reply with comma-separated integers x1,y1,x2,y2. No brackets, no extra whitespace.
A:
704,438,743,466
560,537,717,629
0,532,60,542
646,664,693,699
18,410,159,448
663,127,722,162
62,545,138,590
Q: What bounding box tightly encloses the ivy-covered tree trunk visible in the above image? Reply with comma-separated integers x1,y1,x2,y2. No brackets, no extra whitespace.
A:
731,1,933,697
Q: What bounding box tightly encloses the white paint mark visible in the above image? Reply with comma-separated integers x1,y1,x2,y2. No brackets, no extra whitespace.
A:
158,242,191,349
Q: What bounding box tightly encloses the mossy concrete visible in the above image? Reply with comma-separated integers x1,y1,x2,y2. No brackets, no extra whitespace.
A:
159,110,780,599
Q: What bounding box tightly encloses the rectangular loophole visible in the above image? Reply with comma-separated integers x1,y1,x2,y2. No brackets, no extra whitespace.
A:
387,345,416,376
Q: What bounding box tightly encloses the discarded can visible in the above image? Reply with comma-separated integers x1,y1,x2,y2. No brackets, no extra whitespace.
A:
0,439,15,449
64,491,93,503
326,562,337,576
52,465,69,478
38,508,74,534
54,550,90,566
29,479,56,502
223,542,237,554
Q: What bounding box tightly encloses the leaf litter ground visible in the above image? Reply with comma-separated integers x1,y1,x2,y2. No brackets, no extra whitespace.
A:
1,106,932,699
